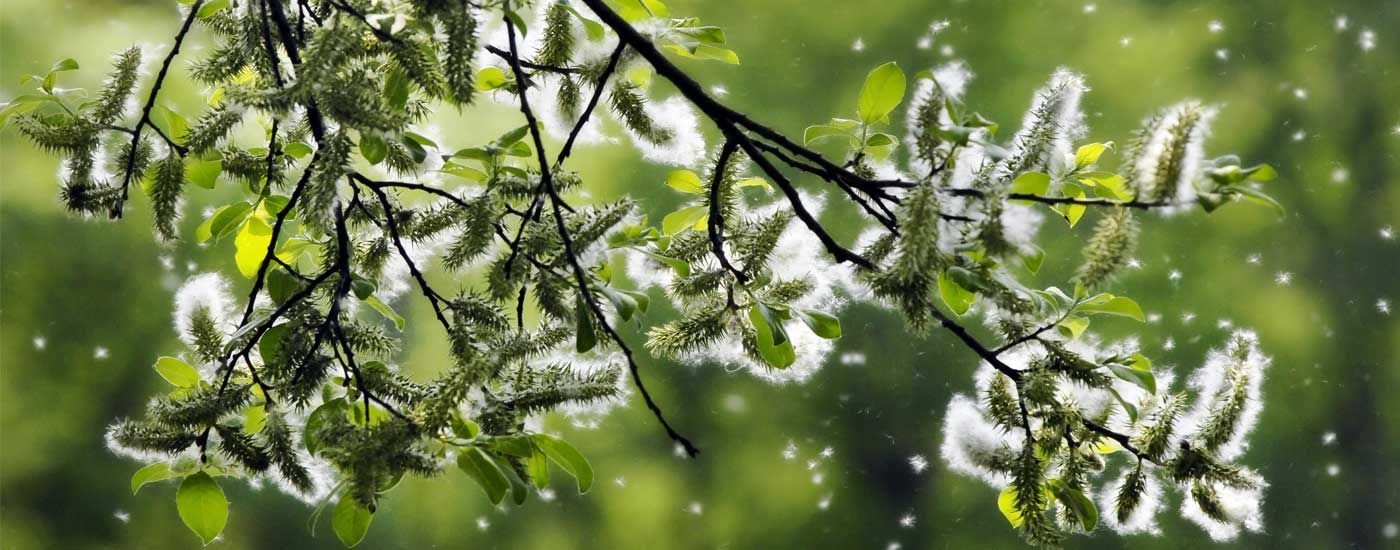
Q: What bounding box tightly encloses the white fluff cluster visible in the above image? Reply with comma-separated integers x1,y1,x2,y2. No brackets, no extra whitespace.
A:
173,273,236,367
1178,330,1269,461
617,95,707,167
1132,101,1217,207
939,393,1019,486
1180,476,1266,541
1099,465,1166,535
1003,68,1088,179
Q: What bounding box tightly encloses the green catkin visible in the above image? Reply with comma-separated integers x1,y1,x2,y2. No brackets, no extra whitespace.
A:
150,154,186,241
93,46,142,125
1075,208,1139,289
609,80,672,144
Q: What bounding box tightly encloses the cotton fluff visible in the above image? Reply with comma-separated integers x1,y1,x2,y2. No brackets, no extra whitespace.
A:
1098,465,1166,535
939,394,1020,486
617,96,707,167
1179,478,1266,541
173,273,237,357
1177,330,1269,461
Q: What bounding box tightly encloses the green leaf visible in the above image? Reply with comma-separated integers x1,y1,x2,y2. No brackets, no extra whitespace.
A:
857,62,906,124
131,462,178,494
364,296,405,330
475,67,509,91
258,324,287,364
284,142,312,159
267,267,303,305
665,170,703,193
1228,185,1285,216
1109,388,1139,423
1010,172,1051,199
197,202,252,243
748,304,795,369
177,472,228,546
332,493,374,548
351,276,377,300
440,162,486,182
803,124,850,146
938,271,976,315
527,445,551,490
50,58,80,73
1056,316,1090,340
661,205,708,235
196,0,229,18
304,399,347,456
998,486,1025,527
457,447,510,504
151,104,189,144
1076,296,1145,321
487,453,530,505
1106,363,1157,394
662,43,740,64
155,356,201,388
234,217,273,278
359,134,388,165
243,403,268,435
1074,142,1113,170
187,158,222,190
531,434,593,493
562,5,606,40
793,309,841,339
575,294,597,353
1244,163,1277,182
1049,479,1098,531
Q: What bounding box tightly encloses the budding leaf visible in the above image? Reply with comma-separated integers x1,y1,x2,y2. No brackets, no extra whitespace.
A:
748,303,795,369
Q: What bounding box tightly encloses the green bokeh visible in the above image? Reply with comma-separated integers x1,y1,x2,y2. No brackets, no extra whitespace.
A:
3,1,1398,548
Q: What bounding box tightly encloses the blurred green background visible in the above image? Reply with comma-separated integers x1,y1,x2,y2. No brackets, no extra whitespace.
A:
3,0,1399,548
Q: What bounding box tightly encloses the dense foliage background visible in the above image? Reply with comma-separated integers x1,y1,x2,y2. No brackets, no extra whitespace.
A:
2,0,1397,548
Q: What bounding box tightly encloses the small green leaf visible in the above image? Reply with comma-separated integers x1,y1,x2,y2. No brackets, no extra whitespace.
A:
1244,163,1277,182
1049,479,1098,531
196,0,229,18
359,134,388,165
1106,363,1157,394
793,309,841,339
803,124,850,146
1074,142,1113,170
364,296,405,330
527,446,551,490
475,67,509,91
187,158,222,190
1056,316,1090,339
243,403,268,435
665,170,704,193
575,294,597,353
155,356,201,388
661,205,708,235
998,486,1024,527
857,62,906,124
1077,296,1145,321
1010,172,1051,199
531,434,593,493
177,472,228,546
131,462,177,494
304,399,348,456
234,217,273,278
748,304,795,369
332,493,374,548
938,271,976,315
50,58,80,73
457,447,510,504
